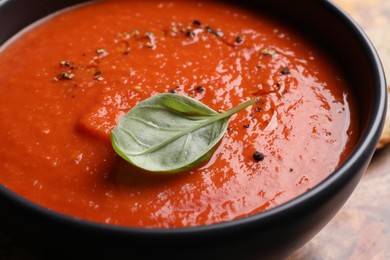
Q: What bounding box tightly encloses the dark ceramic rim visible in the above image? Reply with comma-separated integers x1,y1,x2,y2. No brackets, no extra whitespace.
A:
0,0,387,239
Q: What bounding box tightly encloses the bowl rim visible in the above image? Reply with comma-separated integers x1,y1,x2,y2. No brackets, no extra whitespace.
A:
0,0,387,239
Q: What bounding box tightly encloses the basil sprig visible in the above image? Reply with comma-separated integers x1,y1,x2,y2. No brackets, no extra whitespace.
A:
111,93,256,173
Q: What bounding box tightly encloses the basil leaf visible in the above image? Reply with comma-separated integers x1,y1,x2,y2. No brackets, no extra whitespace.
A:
111,93,256,173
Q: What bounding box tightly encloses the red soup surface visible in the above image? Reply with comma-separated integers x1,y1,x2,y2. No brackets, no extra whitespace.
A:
0,0,358,228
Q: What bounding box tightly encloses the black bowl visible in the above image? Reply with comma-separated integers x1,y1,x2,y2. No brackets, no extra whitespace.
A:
0,0,387,259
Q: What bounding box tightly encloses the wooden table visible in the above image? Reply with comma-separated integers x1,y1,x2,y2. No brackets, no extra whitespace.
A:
1,0,389,259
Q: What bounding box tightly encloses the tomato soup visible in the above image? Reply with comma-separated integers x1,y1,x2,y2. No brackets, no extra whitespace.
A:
0,0,358,228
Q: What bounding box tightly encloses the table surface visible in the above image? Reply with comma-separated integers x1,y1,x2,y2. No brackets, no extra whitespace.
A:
1,0,390,259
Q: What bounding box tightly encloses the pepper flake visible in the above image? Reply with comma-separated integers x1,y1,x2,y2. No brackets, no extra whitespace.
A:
253,151,265,161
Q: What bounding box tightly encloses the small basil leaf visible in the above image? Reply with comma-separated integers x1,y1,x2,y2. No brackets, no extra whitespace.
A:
111,93,256,173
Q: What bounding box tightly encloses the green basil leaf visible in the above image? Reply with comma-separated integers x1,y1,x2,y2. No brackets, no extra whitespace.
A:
111,93,256,173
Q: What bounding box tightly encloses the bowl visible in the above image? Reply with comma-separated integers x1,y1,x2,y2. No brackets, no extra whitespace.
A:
0,0,386,259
